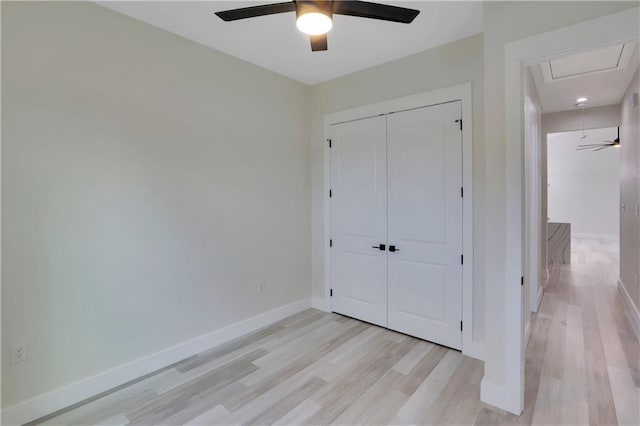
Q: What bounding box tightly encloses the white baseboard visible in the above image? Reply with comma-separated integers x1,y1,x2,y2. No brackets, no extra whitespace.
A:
480,378,522,415
618,279,640,340
573,233,619,241
541,269,549,281
535,285,544,311
1,298,311,426
524,319,532,347
311,296,330,312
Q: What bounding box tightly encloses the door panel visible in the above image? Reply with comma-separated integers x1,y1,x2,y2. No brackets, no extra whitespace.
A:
387,102,463,350
330,116,387,327
395,260,446,321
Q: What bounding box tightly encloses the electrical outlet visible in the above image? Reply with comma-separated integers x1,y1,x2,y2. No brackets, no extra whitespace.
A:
11,341,27,364
257,280,265,292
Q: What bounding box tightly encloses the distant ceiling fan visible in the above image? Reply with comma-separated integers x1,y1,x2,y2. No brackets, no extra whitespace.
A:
576,127,621,151
214,1,420,51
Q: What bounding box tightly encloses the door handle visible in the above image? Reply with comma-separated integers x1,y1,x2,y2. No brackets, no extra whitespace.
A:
371,244,386,251
389,245,399,252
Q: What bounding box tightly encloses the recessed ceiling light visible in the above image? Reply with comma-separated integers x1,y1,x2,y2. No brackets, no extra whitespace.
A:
576,97,588,103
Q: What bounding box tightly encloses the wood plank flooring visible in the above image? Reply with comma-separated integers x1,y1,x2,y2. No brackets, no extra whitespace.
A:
29,238,638,425
477,238,639,426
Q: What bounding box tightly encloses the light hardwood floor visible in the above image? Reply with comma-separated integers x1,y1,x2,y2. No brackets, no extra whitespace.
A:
29,238,638,426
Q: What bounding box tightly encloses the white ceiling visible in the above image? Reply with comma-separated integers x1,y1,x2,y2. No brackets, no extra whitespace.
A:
531,42,639,113
97,1,483,85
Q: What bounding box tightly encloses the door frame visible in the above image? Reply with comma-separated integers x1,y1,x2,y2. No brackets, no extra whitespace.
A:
321,83,480,360
494,7,640,415
523,95,543,318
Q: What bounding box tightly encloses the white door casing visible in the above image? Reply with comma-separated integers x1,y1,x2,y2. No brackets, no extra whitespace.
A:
524,96,542,317
330,115,388,327
387,102,463,350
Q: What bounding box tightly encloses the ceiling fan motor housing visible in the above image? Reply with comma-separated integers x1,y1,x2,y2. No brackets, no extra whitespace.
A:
296,1,333,19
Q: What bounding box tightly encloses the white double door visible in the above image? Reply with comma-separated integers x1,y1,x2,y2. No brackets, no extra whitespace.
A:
330,101,463,350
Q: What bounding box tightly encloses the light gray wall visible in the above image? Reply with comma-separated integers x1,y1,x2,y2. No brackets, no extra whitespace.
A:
1,1,310,407
620,67,640,311
482,0,637,388
309,34,486,346
542,104,622,135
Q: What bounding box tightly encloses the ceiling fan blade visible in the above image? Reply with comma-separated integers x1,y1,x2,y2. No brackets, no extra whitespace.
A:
215,2,296,21
333,1,420,23
575,146,606,151
577,144,608,147
594,146,610,151
310,34,328,51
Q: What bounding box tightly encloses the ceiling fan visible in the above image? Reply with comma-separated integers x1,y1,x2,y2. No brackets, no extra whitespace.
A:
575,127,621,151
214,1,420,52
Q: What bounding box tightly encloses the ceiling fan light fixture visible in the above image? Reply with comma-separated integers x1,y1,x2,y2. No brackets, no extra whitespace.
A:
576,127,621,151
576,97,588,103
215,1,420,51
296,12,332,35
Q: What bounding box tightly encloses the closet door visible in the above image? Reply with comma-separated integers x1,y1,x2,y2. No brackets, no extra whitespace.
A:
387,102,463,350
330,116,388,327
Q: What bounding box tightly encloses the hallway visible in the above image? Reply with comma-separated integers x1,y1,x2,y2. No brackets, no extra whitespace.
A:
479,238,639,425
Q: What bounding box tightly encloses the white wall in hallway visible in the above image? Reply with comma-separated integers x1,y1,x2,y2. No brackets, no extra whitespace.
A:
540,104,622,274
542,104,621,135
619,67,640,317
547,127,620,239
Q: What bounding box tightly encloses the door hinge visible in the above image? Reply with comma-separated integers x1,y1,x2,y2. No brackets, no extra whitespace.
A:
461,254,464,265
455,119,462,131
327,138,332,148
330,289,333,297
521,276,524,286
460,321,463,332
461,187,464,198
329,189,332,198
329,239,333,248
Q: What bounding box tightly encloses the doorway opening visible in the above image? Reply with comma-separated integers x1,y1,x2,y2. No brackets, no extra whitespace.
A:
518,38,639,423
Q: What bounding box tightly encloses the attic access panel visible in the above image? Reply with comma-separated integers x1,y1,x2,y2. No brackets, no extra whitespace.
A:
540,42,637,82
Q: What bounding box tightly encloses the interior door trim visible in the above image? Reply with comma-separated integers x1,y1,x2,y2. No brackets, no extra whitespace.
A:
330,99,461,126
